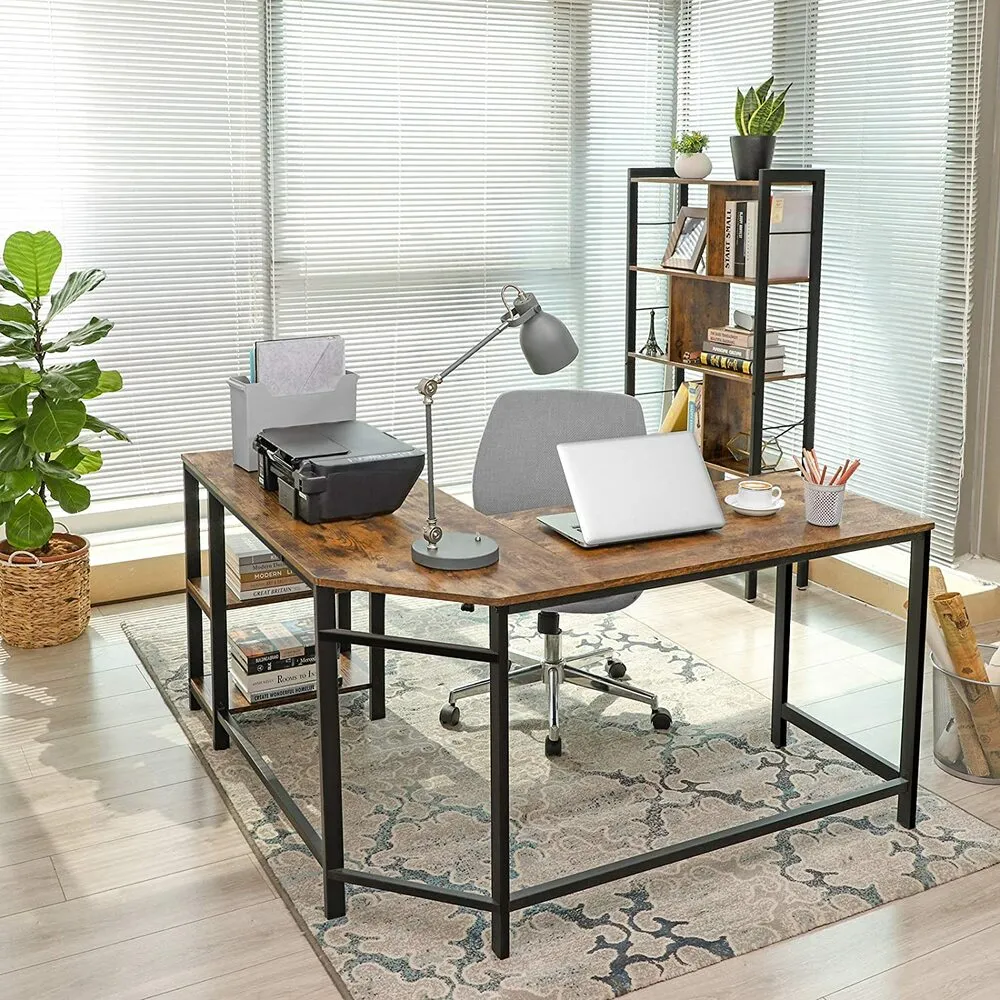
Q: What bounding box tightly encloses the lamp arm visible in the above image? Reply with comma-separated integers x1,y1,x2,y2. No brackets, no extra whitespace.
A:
437,317,512,384
415,315,512,552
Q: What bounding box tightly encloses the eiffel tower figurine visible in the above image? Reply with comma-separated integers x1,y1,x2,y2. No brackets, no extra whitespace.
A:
640,308,664,356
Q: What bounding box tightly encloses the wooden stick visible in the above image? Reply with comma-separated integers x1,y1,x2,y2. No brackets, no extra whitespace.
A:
932,592,1000,776
919,567,991,776
946,676,992,778
831,463,844,486
805,450,821,484
819,464,828,484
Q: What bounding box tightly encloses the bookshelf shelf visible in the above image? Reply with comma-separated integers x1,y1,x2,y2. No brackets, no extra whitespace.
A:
625,165,825,600
189,653,370,715
630,264,808,285
627,352,807,383
186,576,309,616
631,176,813,187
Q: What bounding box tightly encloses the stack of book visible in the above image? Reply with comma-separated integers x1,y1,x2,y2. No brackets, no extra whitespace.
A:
229,617,316,703
226,534,309,601
722,191,812,281
697,325,785,376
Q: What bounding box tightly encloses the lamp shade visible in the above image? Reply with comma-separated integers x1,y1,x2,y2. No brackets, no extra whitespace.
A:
517,296,579,375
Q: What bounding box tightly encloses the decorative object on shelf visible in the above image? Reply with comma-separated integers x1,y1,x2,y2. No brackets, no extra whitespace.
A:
661,207,708,271
0,230,128,648
686,381,703,447
726,425,791,472
731,77,792,180
671,130,712,179
639,309,664,356
412,284,578,570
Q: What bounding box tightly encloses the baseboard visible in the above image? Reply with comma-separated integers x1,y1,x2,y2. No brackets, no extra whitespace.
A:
807,549,1000,625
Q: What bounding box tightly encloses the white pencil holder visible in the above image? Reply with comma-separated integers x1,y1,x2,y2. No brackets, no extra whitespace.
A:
804,480,845,526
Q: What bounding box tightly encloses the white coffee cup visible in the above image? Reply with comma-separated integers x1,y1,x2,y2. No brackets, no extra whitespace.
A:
736,480,782,510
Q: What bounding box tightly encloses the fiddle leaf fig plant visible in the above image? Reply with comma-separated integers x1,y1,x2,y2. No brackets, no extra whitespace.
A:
0,231,128,552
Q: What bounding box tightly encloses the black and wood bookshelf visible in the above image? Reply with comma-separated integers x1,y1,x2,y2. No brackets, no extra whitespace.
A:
625,167,825,599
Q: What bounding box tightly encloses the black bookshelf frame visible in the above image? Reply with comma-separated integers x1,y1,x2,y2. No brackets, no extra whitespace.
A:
624,166,825,599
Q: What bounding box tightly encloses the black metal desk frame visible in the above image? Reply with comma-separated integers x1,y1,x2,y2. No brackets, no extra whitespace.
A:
183,464,930,960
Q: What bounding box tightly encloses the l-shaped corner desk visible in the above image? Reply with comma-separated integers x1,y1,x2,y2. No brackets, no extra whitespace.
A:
182,451,932,958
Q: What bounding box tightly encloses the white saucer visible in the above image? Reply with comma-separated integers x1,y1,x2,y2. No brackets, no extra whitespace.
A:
725,494,785,517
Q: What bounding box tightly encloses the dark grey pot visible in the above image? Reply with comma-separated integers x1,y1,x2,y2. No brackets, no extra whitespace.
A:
730,135,776,180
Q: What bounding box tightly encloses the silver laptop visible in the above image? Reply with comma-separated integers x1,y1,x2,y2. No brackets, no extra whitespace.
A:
537,432,725,547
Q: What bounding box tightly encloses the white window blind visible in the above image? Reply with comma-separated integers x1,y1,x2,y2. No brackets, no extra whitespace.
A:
0,0,267,502
269,0,677,487
677,0,983,562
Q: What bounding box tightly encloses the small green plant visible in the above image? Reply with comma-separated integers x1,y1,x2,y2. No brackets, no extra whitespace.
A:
735,77,791,136
671,131,710,155
0,231,128,552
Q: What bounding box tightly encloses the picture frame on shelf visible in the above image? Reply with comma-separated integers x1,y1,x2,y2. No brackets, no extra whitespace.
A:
661,206,707,271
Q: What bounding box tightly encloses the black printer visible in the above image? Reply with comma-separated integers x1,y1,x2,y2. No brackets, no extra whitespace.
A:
254,421,424,524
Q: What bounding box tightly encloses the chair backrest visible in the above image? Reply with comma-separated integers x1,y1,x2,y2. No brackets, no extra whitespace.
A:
472,389,647,515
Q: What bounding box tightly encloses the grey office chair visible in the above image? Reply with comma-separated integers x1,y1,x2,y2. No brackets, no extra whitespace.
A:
438,389,672,756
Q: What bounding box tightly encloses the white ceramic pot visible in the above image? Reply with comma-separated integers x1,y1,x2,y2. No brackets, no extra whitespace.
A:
673,151,712,179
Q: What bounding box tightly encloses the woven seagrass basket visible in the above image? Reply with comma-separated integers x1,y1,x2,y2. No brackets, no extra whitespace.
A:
0,533,91,648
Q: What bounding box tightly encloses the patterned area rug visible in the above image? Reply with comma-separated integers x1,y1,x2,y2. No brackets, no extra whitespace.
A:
124,597,1000,1000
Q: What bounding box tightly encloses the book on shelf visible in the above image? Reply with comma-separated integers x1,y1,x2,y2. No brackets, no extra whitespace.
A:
230,564,296,584
229,617,315,672
230,657,316,694
724,201,750,277
706,325,780,349
233,677,317,704
231,649,315,676
226,566,304,590
695,351,785,375
701,340,785,361
227,533,284,568
227,580,310,601
724,191,811,281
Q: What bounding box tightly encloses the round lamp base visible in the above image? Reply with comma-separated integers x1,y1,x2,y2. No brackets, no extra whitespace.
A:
411,532,500,570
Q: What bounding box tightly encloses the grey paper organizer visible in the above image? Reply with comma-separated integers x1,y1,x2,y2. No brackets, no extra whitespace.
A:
229,371,358,472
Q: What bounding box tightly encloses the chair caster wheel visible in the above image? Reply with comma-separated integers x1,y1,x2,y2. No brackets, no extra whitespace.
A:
439,704,460,728
651,708,673,731
606,658,627,680
545,736,562,757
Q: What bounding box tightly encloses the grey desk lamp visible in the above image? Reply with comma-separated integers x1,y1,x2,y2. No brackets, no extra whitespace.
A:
411,283,578,571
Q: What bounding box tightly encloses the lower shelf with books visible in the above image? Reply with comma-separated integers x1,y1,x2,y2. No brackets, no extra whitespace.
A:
190,651,371,714
186,576,312,616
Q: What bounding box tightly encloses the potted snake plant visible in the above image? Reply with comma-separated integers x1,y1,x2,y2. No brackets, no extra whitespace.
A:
731,77,792,180
0,231,128,647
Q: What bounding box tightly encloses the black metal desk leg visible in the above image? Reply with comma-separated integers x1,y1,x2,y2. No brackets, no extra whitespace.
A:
489,606,511,958
183,469,203,711
772,562,793,747
796,560,810,590
338,592,352,654
206,493,229,750
745,570,758,602
316,587,347,918
369,593,386,721
897,531,930,827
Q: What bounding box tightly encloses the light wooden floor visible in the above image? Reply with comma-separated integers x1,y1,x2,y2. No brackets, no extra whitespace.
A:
0,572,998,999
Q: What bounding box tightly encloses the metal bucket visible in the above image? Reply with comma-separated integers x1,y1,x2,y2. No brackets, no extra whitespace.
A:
932,643,1000,784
